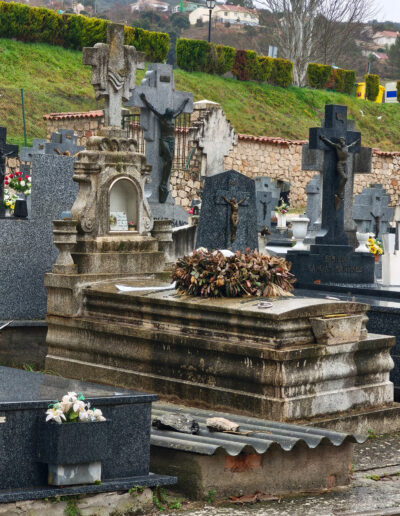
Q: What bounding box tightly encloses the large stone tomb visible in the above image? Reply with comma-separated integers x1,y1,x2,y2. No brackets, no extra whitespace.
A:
45,280,398,433
288,105,375,285
196,169,258,252
0,366,174,502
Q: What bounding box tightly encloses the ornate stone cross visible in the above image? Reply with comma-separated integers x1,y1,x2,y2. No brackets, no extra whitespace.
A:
125,63,193,209
83,23,145,128
0,127,18,218
304,105,371,246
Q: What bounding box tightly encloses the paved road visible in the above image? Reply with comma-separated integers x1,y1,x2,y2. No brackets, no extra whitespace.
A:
164,433,400,516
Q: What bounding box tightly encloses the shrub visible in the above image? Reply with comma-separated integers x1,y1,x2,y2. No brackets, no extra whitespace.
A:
0,1,169,61
306,63,332,89
270,58,293,87
172,248,296,298
365,73,380,101
256,55,273,82
232,49,258,81
206,44,236,75
397,81,400,102
176,37,210,71
332,68,355,94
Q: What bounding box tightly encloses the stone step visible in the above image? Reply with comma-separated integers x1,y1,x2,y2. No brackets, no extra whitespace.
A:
75,237,159,253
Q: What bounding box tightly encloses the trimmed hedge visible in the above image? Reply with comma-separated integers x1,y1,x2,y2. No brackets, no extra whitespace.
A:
177,38,293,87
397,81,400,102
0,1,169,61
271,58,293,88
365,74,380,101
176,38,236,75
232,49,258,81
333,68,356,95
307,63,332,89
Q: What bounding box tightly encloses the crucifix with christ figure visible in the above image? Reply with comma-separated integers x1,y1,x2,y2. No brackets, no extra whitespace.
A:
307,105,371,246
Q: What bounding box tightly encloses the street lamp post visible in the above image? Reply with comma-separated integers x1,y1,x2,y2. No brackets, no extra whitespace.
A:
206,0,216,43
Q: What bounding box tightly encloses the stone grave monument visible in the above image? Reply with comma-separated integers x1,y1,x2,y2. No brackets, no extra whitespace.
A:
83,23,144,127
302,113,372,247
305,174,321,242
21,130,83,162
0,127,19,218
255,176,280,231
195,169,258,252
125,63,193,223
288,105,375,285
353,184,394,238
0,366,174,502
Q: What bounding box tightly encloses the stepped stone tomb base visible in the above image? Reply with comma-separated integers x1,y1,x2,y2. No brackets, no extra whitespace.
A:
45,278,400,434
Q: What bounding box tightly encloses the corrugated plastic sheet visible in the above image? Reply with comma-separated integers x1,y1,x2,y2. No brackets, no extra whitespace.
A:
151,404,366,456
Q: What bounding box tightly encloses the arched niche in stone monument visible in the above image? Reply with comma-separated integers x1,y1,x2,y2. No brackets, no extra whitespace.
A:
108,177,138,232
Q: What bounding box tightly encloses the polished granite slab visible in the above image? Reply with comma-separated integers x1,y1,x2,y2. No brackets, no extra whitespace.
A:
0,366,175,500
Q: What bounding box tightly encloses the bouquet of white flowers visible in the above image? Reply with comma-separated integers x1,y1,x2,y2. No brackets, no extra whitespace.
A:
45,392,106,424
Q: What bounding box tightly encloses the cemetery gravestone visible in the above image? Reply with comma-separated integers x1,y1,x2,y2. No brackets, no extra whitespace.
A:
0,154,78,319
83,23,145,128
302,118,372,246
353,184,394,237
0,127,19,218
288,105,375,284
255,176,280,231
196,169,258,252
20,138,47,164
305,174,321,241
126,63,193,223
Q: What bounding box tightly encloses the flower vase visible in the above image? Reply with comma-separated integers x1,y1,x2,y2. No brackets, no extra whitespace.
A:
277,213,287,228
4,208,11,217
38,420,110,486
355,232,370,253
290,217,310,251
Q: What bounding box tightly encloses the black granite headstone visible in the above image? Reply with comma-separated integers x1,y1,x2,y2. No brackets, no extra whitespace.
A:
0,127,18,218
288,105,375,285
196,169,258,252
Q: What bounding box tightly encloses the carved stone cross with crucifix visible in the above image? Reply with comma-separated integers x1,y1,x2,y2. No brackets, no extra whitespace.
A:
83,23,145,128
288,105,375,285
302,107,372,246
125,63,193,222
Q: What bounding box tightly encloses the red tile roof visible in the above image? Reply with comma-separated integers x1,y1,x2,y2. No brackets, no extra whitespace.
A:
238,133,306,145
216,4,257,13
372,31,398,39
43,110,103,120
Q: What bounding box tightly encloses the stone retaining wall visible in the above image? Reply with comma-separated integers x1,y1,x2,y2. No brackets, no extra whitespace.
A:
39,110,400,210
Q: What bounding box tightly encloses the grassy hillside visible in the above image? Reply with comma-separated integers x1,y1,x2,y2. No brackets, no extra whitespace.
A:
1,38,400,150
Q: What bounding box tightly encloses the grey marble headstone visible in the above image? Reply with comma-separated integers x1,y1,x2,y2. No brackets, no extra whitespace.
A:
353,184,394,237
44,129,84,156
255,176,281,231
125,63,193,224
20,138,47,163
305,174,321,240
0,155,78,319
196,169,258,252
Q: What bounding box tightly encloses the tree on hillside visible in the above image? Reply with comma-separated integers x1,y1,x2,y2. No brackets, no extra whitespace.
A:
388,36,400,76
228,0,254,9
259,0,375,86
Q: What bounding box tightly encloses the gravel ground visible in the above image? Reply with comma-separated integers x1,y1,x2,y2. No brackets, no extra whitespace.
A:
162,432,400,516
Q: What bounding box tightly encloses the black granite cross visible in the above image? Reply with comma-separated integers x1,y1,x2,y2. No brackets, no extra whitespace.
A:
0,127,19,218
308,105,361,245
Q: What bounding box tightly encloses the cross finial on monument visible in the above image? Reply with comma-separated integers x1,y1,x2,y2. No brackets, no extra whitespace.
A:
305,105,371,246
0,127,18,218
83,23,145,128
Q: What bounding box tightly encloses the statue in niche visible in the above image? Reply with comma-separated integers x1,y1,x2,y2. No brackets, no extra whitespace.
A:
221,195,246,243
319,135,360,210
139,92,189,203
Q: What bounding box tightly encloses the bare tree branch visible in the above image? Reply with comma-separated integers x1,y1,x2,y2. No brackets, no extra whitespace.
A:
259,0,376,85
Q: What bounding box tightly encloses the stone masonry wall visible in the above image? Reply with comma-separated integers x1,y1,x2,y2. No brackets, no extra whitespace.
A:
224,136,400,209
38,111,400,211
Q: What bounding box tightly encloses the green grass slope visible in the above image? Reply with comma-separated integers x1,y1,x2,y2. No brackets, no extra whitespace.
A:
1,38,400,150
